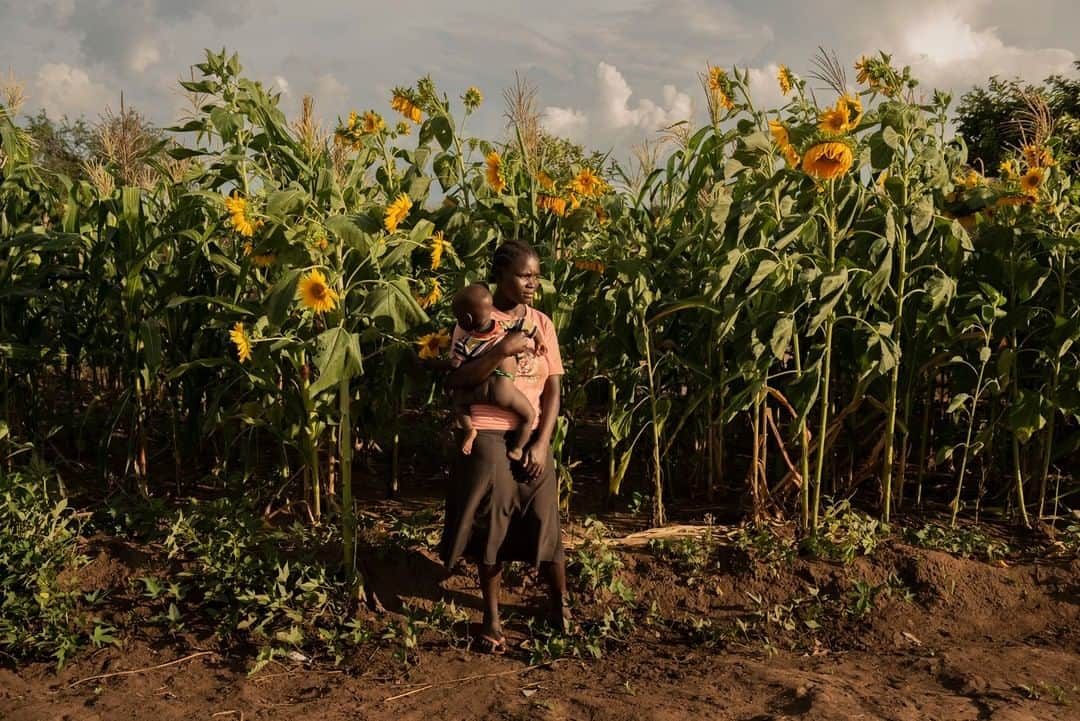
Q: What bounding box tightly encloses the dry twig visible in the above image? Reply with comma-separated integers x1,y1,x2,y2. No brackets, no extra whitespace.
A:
68,651,216,688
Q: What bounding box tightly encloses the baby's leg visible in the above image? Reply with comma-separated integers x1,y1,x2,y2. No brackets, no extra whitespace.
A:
489,357,536,461
452,389,481,455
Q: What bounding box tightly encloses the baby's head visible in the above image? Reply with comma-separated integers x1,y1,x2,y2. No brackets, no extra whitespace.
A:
452,283,494,332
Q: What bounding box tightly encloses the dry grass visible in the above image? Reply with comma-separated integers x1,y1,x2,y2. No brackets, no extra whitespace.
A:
503,72,541,171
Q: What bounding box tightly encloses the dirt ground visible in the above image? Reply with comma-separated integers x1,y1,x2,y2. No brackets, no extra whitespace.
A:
3,513,1078,721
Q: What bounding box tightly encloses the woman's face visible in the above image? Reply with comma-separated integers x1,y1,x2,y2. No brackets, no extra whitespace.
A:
496,252,540,306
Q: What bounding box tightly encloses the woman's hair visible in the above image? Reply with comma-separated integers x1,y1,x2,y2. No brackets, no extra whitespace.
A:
489,238,539,283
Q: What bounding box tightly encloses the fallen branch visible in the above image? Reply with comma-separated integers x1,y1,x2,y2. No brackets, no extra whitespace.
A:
69,651,216,688
383,659,564,702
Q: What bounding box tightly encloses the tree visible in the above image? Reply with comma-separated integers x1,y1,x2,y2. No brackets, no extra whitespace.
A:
956,62,1080,174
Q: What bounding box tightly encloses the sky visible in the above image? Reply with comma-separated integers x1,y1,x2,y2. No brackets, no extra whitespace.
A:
2,0,1077,158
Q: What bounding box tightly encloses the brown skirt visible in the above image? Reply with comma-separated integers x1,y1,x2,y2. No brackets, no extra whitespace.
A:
439,430,565,568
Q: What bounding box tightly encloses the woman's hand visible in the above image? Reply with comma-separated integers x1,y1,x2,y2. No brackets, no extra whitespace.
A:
496,331,530,358
521,440,548,480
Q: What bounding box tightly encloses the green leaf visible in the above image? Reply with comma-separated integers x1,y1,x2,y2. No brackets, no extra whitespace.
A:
1008,390,1046,443
309,327,363,396
363,278,429,333
265,268,302,328
325,215,372,254
770,316,794,361
265,188,309,221
946,393,970,414
747,259,777,291
911,196,934,236
140,320,162,374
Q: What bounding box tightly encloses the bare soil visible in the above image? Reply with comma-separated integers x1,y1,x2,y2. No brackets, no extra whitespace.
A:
3,509,1078,721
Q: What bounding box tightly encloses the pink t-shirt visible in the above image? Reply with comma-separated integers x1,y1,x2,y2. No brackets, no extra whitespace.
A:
451,306,564,431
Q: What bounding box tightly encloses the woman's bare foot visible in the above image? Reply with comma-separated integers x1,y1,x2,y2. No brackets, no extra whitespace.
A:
476,618,506,654
461,428,478,455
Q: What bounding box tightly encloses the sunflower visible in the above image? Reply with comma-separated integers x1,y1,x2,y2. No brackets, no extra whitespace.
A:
537,194,567,216
485,151,506,193
574,259,605,273
819,104,852,136
229,322,252,363
837,94,863,127
462,86,483,111
384,193,413,233
568,193,581,210
998,159,1018,180
535,170,556,191
782,143,801,168
391,93,422,123
299,269,340,314
595,207,610,226
996,194,1034,209
417,278,443,309
225,193,258,237
707,66,735,111
1020,167,1044,196
777,65,795,95
768,119,790,147
242,241,275,267
570,168,605,198
802,142,854,180
416,329,451,360
957,169,983,190
855,57,871,86
1022,144,1054,169
430,231,445,271
396,121,411,136
361,111,384,134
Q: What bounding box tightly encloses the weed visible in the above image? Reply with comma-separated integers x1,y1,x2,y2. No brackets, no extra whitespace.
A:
802,501,888,564
0,466,108,667
904,523,1010,562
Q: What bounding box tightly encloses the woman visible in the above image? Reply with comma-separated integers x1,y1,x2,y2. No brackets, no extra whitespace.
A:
439,238,570,654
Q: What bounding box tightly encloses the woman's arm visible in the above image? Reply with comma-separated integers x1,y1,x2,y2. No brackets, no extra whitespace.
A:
443,332,530,389
522,374,561,479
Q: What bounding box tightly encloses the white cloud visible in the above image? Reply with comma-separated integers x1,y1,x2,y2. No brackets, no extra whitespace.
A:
33,63,112,117
895,9,1075,92
129,40,160,73
313,73,347,105
542,62,693,147
541,106,588,142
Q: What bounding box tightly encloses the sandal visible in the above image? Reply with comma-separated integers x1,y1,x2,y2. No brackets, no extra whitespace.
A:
475,633,508,655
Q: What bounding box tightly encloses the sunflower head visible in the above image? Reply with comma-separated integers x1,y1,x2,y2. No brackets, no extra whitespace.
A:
998,159,1018,180
417,278,443,309
1020,167,1045,196
538,194,567,216
462,86,483,112
1022,144,1054,170
225,193,259,237
416,329,451,360
229,322,252,363
391,90,423,123
535,170,556,191
384,193,413,233
768,120,790,147
299,269,340,314
485,151,507,193
782,143,801,168
837,95,863,127
361,111,385,135
777,65,795,95
430,231,445,271
802,141,854,180
570,168,605,198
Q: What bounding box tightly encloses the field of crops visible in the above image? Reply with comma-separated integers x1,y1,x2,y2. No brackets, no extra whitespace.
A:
2,49,1079,719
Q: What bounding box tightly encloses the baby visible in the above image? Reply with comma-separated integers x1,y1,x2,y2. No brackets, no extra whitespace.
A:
450,283,544,460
